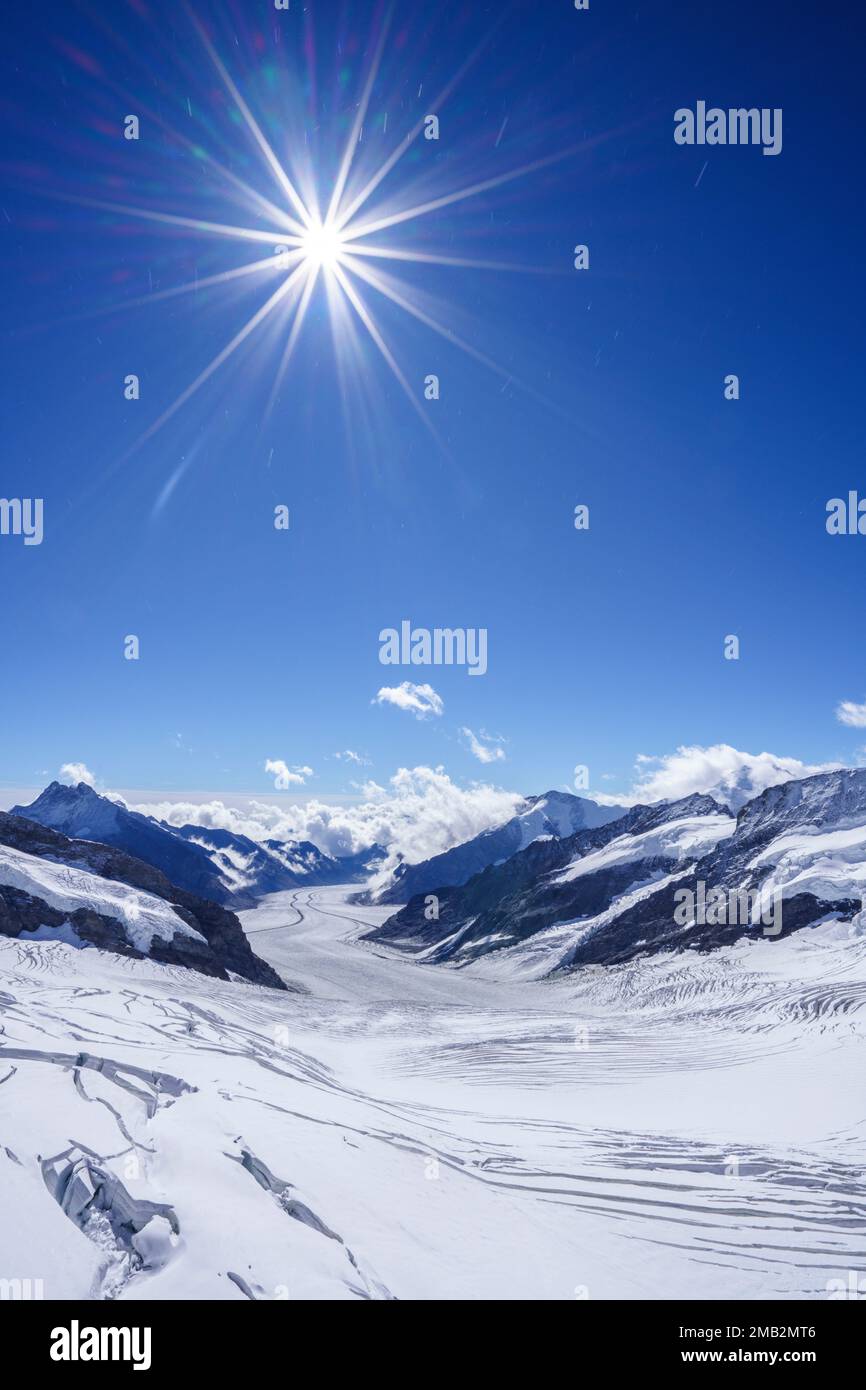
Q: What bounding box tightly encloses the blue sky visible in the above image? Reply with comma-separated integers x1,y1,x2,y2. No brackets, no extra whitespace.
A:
2,0,865,809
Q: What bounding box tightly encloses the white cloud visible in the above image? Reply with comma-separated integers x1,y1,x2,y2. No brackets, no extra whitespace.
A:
353,779,386,798
836,699,866,728
137,765,522,873
334,749,369,766
59,762,96,788
264,759,314,790
461,727,506,764
374,681,443,719
594,744,840,812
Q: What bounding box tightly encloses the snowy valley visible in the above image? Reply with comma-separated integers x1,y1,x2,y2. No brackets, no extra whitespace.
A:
1,773,865,1300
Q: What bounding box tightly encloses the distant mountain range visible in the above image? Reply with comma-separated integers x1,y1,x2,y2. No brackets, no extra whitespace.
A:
365,770,866,972
362,790,620,905
11,782,383,909
9,768,866,984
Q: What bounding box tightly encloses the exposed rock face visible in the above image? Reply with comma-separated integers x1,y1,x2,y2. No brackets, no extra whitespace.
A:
0,812,288,990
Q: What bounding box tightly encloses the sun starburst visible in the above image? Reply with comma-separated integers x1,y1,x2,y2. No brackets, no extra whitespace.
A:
57,2,579,462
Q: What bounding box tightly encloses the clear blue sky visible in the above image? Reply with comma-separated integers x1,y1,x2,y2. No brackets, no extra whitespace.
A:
1,0,864,801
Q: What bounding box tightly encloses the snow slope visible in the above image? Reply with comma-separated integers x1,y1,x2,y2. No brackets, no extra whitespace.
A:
551,814,734,885
1,885,864,1301
750,824,866,923
0,843,202,952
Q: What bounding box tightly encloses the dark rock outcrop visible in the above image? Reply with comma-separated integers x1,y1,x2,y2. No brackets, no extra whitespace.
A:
0,812,288,989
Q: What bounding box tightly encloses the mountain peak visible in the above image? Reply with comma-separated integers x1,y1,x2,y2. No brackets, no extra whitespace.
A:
13,781,125,839
41,779,101,800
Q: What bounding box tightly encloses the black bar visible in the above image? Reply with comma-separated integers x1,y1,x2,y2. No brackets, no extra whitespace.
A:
3,1298,861,1375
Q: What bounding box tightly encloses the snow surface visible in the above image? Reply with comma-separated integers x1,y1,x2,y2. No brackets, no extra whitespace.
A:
0,843,202,952
750,824,866,924
524,793,613,840
551,814,735,886
1,884,864,1301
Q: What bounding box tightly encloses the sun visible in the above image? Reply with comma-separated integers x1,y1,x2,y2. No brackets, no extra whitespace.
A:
300,219,345,273
76,3,576,461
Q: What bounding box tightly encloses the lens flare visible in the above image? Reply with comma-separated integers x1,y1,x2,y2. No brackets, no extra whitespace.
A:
58,0,580,465
300,220,345,272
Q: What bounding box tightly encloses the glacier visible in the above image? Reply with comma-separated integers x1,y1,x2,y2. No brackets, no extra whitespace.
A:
1,882,864,1300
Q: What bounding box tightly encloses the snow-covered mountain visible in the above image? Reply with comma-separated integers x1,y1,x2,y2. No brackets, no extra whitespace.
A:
11,783,252,906
171,824,343,897
364,790,620,905
0,810,285,988
11,783,374,909
366,770,866,972
366,794,730,961
260,836,387,883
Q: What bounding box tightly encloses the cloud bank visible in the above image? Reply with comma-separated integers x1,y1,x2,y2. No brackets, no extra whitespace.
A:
596,744,841,812
135,765,522,871
128,746,845,871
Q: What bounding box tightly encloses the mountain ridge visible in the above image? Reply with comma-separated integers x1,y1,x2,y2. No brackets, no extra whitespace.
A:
11,782,377,908
0,810,288,989
361,789,621,906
